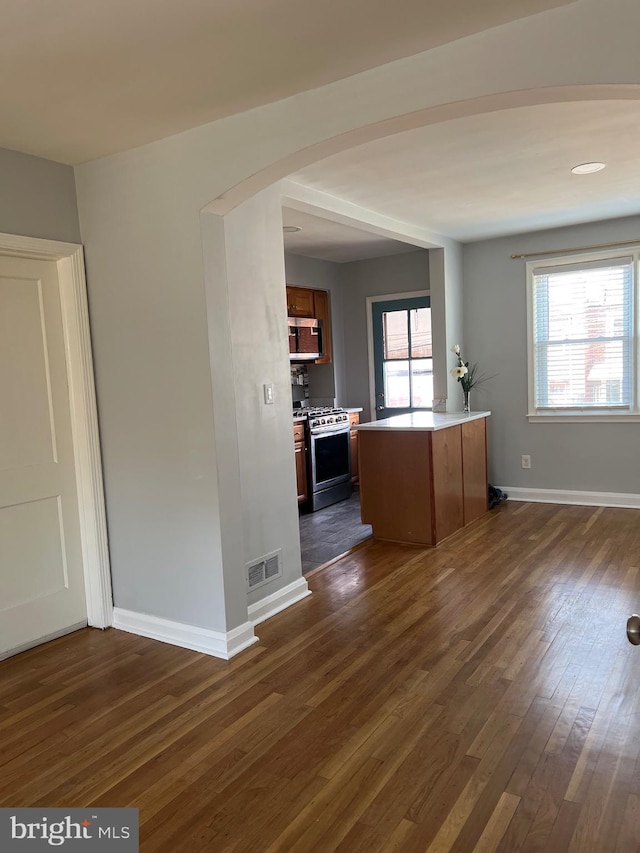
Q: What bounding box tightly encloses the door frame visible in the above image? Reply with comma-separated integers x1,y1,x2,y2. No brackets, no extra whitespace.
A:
366,290,430,420
0,232,113,629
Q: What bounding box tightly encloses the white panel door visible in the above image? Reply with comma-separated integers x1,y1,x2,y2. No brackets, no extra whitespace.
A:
0,255,87,657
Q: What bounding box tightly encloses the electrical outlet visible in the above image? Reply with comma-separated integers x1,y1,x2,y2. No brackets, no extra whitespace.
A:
521,454,531,469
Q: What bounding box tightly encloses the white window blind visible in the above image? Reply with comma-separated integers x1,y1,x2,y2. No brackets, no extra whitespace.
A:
531,255,634,413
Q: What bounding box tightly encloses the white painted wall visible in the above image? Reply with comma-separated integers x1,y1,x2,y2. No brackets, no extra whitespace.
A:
74,0,640,635
464,214,640,494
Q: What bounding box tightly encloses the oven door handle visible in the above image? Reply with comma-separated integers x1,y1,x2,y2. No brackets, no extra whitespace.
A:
311,427,350,439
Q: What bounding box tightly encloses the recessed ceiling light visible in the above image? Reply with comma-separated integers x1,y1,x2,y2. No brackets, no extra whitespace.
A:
571,162,606,175
283,225,302,233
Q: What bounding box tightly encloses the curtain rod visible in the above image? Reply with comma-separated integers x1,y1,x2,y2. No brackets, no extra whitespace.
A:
511,238,640,260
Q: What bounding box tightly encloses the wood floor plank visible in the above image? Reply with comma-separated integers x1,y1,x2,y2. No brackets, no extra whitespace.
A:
2,501,640,851
615,793,640,852
473,791,521,852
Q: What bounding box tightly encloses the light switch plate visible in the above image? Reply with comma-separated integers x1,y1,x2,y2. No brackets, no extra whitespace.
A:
263,383,275,405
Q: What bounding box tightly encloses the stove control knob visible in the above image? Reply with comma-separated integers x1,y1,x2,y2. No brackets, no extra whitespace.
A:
321,418,325,424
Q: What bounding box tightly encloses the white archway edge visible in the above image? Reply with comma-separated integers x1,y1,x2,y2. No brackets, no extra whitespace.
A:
206,84,640,216
0,232,113,629
281,180,449,250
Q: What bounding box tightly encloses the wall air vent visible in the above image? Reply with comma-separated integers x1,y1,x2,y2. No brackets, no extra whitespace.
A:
246,550,282,590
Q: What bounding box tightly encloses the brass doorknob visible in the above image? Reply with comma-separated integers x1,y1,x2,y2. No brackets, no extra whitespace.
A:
627,614,640,645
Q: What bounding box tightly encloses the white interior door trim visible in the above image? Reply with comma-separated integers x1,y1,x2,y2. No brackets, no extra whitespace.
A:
0,231,112,629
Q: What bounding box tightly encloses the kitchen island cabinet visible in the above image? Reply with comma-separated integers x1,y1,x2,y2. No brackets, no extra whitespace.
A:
356,411,490,546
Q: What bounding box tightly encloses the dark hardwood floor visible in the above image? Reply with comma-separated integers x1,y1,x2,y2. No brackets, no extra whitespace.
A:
2,501,640,851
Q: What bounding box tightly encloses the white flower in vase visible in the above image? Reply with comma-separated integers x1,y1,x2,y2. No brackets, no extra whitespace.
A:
450,344,491,412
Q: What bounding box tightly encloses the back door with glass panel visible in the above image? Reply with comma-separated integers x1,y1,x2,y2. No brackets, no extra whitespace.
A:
372,296,432,419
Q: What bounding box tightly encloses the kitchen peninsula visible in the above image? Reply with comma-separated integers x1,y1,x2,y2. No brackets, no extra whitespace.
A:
356,411,490,546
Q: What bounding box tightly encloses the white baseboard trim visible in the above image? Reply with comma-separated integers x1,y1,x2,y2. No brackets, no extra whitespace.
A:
248,577,312,626
498,486,640,509
112,608,259,660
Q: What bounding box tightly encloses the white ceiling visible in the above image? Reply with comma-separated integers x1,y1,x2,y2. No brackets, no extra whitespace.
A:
4,0,635,259
282,208,421,263
283,100,640,255
0,0,571,164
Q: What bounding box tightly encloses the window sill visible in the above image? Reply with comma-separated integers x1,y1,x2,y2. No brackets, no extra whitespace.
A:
528,412,640,423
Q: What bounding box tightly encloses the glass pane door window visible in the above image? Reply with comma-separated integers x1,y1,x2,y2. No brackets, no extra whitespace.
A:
372,296,432,419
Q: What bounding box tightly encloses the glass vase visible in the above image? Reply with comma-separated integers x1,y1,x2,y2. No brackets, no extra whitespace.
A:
463,389,470,413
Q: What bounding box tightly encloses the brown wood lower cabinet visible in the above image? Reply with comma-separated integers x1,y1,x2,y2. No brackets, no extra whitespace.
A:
349,412,359,483
358,416,488,546
293,421,307,504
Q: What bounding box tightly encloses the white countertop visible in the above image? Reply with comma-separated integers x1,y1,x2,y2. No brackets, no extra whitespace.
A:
355,411,491,432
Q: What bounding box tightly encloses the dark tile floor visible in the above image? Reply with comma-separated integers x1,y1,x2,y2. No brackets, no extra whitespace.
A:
299,488,372,574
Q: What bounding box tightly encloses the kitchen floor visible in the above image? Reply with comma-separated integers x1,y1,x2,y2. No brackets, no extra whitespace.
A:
299,488,372,574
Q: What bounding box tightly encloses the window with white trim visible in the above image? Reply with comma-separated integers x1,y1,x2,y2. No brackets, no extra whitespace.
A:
527,251,637,419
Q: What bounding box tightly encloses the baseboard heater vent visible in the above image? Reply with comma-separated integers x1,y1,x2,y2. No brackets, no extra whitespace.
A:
247,550,282,590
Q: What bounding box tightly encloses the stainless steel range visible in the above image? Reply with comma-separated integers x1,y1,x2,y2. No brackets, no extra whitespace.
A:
295,407,352,511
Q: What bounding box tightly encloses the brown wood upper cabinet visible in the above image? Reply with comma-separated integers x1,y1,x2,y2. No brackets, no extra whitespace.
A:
286,285,332,364
286,286,315,317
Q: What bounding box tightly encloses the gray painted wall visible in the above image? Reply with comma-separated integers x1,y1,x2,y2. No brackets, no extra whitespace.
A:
224,191,304,609
75,144,225,630
464,214,640,494
0,147,80,243
340,250,430,421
